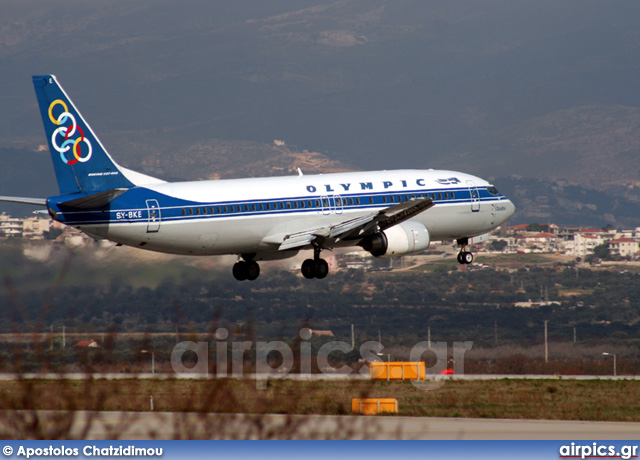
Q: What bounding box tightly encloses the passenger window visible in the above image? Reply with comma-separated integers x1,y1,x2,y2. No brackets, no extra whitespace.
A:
181,209,186,216
356,197,361,205
369,197,374,204
202,207,207,214
209,207,215,214
195,208,200,215
451,192,455,199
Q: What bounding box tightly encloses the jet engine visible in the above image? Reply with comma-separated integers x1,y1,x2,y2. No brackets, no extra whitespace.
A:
359,221,430,258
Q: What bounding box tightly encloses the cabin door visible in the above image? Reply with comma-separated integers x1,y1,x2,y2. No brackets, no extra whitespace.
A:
466,180,480,212
146,199,161,232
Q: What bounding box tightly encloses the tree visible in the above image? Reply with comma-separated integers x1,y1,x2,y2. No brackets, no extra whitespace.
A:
526,223,550,232
489,240,508,252
593,243,611,260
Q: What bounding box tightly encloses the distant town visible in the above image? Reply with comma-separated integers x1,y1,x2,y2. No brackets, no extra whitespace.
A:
495,223,640,259
2,212,638,263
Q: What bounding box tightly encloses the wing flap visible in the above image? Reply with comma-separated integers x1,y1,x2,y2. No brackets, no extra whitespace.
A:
279,231,319,251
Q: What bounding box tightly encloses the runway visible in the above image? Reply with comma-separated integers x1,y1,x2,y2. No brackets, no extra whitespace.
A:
0,373,637,381
2,411,640,440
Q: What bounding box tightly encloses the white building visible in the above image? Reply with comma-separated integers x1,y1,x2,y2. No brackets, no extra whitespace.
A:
515,232,561,253
0,213,23,238
609,238,639,257
23,216,52,239
568,233,605,256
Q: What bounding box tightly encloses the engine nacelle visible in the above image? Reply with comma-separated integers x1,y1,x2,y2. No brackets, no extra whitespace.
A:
360,221,430,258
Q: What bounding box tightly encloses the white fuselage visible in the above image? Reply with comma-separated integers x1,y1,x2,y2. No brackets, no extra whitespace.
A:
72,169,515,258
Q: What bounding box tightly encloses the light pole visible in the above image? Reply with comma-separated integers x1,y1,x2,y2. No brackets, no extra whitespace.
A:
602,352,617,376
141,350,155,374
544,320,548,363
60,325,66,349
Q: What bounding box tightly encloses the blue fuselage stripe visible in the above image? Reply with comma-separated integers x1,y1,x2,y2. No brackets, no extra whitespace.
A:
53,186,507,226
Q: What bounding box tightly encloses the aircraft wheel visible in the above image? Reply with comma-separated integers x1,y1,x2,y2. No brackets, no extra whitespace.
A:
246,261,260,280
463,252,474,264
457,253,465,264
232,261,248,281
301,259,316,279
315,259,329,279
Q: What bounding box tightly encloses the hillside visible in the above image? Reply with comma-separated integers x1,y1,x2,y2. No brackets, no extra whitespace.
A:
438,105,640,190
2,0,640,218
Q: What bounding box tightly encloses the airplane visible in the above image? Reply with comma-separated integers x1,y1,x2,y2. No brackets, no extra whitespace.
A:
0,75,515,281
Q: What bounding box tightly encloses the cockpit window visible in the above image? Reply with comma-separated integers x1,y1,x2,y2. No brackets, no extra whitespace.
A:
487,186,500,196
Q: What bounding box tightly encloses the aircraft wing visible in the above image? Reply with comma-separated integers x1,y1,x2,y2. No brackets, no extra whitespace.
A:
278,197,434,251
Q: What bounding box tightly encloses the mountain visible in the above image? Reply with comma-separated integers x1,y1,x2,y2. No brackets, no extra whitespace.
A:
497,176,640,228
1,0,640,222
435,105,640,190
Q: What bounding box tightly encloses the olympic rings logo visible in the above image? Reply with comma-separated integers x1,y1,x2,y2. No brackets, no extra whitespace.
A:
48,99,93,165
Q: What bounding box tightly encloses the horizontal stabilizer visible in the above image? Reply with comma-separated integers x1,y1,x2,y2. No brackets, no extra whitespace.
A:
58,188,128,209
0,196,47,206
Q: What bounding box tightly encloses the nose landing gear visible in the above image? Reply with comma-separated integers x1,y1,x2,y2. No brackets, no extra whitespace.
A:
456,238,474,265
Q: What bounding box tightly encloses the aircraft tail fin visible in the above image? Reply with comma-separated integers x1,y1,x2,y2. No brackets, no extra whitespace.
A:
32,75,164,195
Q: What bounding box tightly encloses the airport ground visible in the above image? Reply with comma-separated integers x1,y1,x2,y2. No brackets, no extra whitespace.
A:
0,377,638,421
1,377,640,439
2,245,640,438
4,411,640,440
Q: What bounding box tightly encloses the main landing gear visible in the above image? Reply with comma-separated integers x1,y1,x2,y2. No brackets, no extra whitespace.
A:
301,245,329,279
232,258,260,281
456,237,474,265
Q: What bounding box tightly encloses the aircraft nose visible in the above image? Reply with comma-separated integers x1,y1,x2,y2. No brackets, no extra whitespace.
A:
505,199,516,219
